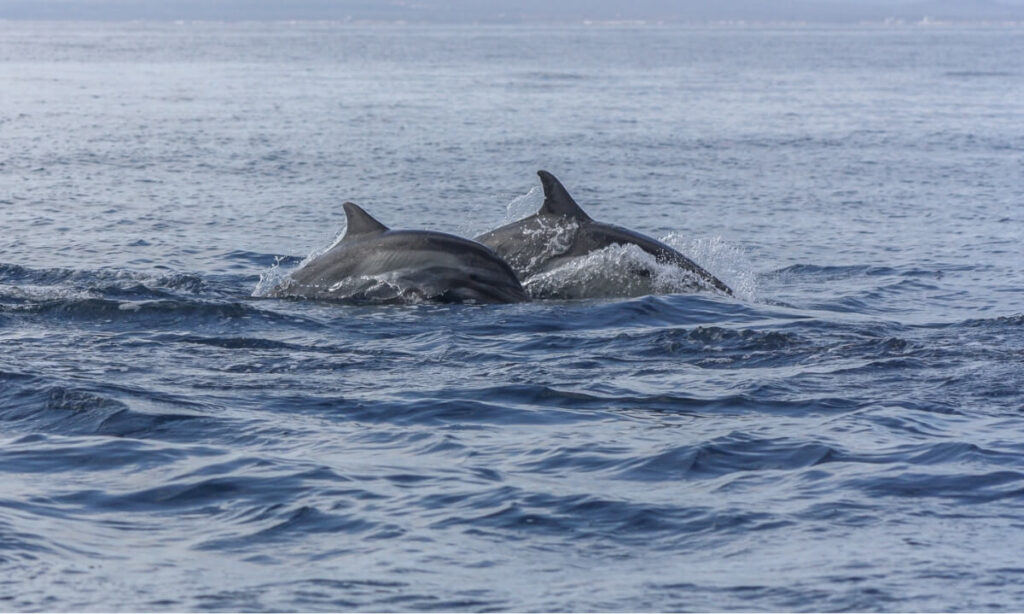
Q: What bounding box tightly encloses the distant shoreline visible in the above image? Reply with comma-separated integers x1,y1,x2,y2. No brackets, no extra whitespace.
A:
2,0,1024,25
1,18,1024,27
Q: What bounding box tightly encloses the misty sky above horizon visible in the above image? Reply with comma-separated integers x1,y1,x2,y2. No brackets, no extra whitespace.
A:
3,0,1024,22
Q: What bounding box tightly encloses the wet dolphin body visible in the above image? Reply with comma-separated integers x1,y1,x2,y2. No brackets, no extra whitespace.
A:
272,202,528,304
475,171,732,295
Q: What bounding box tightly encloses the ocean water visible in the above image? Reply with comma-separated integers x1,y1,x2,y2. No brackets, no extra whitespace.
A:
1,21,1023,611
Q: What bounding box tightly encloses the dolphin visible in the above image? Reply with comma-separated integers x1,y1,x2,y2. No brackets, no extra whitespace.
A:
271,202,528,304
475,170,732,296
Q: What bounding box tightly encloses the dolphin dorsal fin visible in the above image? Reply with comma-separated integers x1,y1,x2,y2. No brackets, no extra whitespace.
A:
537,170,592,221
342,202,389,239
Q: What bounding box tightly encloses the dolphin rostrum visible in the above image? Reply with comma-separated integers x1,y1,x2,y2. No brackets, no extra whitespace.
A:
271,202,528,304
475,170,732,296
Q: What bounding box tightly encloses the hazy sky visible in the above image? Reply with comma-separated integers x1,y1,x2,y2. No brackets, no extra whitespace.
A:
2,0,1024,22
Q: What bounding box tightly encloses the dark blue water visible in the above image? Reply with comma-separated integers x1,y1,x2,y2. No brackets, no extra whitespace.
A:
1,22,1023,611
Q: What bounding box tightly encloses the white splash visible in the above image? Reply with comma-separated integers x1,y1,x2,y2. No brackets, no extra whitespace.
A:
327,274,425,303
523,243,730,300
253,224,347,298
503,185,543,224
252,256,293,298
516,216,579,277
663,233,759,302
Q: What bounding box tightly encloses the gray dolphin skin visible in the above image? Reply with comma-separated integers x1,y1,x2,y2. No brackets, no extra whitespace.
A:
272,202,528,304
475,170,733,295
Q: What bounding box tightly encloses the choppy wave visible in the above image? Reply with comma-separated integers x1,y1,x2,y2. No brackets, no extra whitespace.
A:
4,20,1024,613
2,256,1023,610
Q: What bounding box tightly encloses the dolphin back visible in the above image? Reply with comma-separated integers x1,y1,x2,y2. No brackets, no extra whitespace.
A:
477,171,733,296
273,205,528,304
